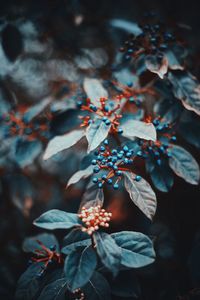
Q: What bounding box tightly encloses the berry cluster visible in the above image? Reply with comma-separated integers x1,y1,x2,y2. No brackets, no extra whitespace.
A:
91,141,141,189
120,16,175,62
79,205,112,235
138,117,176,165
77,97,123,134
1,112,51,140
30,241,62,276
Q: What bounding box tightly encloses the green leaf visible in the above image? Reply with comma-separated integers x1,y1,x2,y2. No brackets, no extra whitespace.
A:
37,278,68,300
123,172,157,220
33,209,81,230
169,145,200,184
64,246,97,290
82,271,111,300
79,182,104,210
66,165,93,188
43,129,85,160
93,232,121,275
86,119,111,153
121,120,156,141
112,231,155,268
23,233,59,253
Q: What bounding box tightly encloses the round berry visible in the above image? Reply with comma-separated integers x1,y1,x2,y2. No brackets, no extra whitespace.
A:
91,159,97,165
113,165,118,171
123,145,129,152
77,100,83,108
93,166,100,173
111,149,117,155
113,183,119,190
104,105,109,112
116,170,122,176
107,178,112,184
118,128,123,134
90,104,97,112
98,182,103,188
93,177,98,183
104,139,109,145
102,175,107,180
105,119,111,126
135,175,142,182
107,162,113,167
100,146,105,152
171,136,176,141
125,152,132,158
50,245,56,251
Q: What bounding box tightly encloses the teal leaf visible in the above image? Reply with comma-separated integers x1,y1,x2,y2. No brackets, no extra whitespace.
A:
38,278,68,300
83,78,108,107
150,162,174,192
123,172,157,220
64,246,97,290
121,119,156,141
112,231,155,268
86,119,111,153
33,209,81,230
93,232,121,276
23,233,59,253
82,271,111,300
79,182,104,210
62,229,91,255
169,145,200,184
168,72,200,116
66,165,93,188
145,55,168,79
43,129,85,160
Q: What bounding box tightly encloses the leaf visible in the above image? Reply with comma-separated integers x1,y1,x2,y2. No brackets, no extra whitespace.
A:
62,229,91,255
178,112,200,148
169,145,200,184
111,231,155,268
145,55,168,79
168,72,200,116
10,137,42,168
121,119,156,141
64,246,97,291
123,172,157,220
33,209,81,230
23,233,59,253
66,165,93,188
23,96,52,122
83,271,111,300
111,270,141,298
86,119,111,153
43,129,85,160
93,232,122,275
15,263,44,300
79,182,104,211
109,19,142,35
83,78,108,107
166,50,184,71
37,278,68,300
149,162,174,192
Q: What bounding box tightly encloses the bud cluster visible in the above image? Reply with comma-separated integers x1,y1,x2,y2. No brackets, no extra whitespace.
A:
79,205,112,235
72,288,85,300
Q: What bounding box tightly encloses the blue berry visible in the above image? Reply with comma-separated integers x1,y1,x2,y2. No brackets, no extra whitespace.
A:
90,104,97,112
111,149,117,155
98,182,103,188
113,165,118,171
77,101,83,108
113,183,119,190
153,119,160,126
171,136,176,141
123,145,129,152
135,175,142,182
94,151,99,156
107,162,113,167
91,159,97,165
117,153,123,159
50,245,56,251
111,156,118,163
107,178,112,184
102,116,107,122
124,158,129,164
116,170,122,176
105,119,111,126
100,146,105,152
104,105,109,112
118,128,123,134
104,139,109,145
129,96,135,103
136,150,143,157
125,152,132,158
88,119,93,125
93,177,98,183
93,166,100,173
102,175,107,180
97,155,103,161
